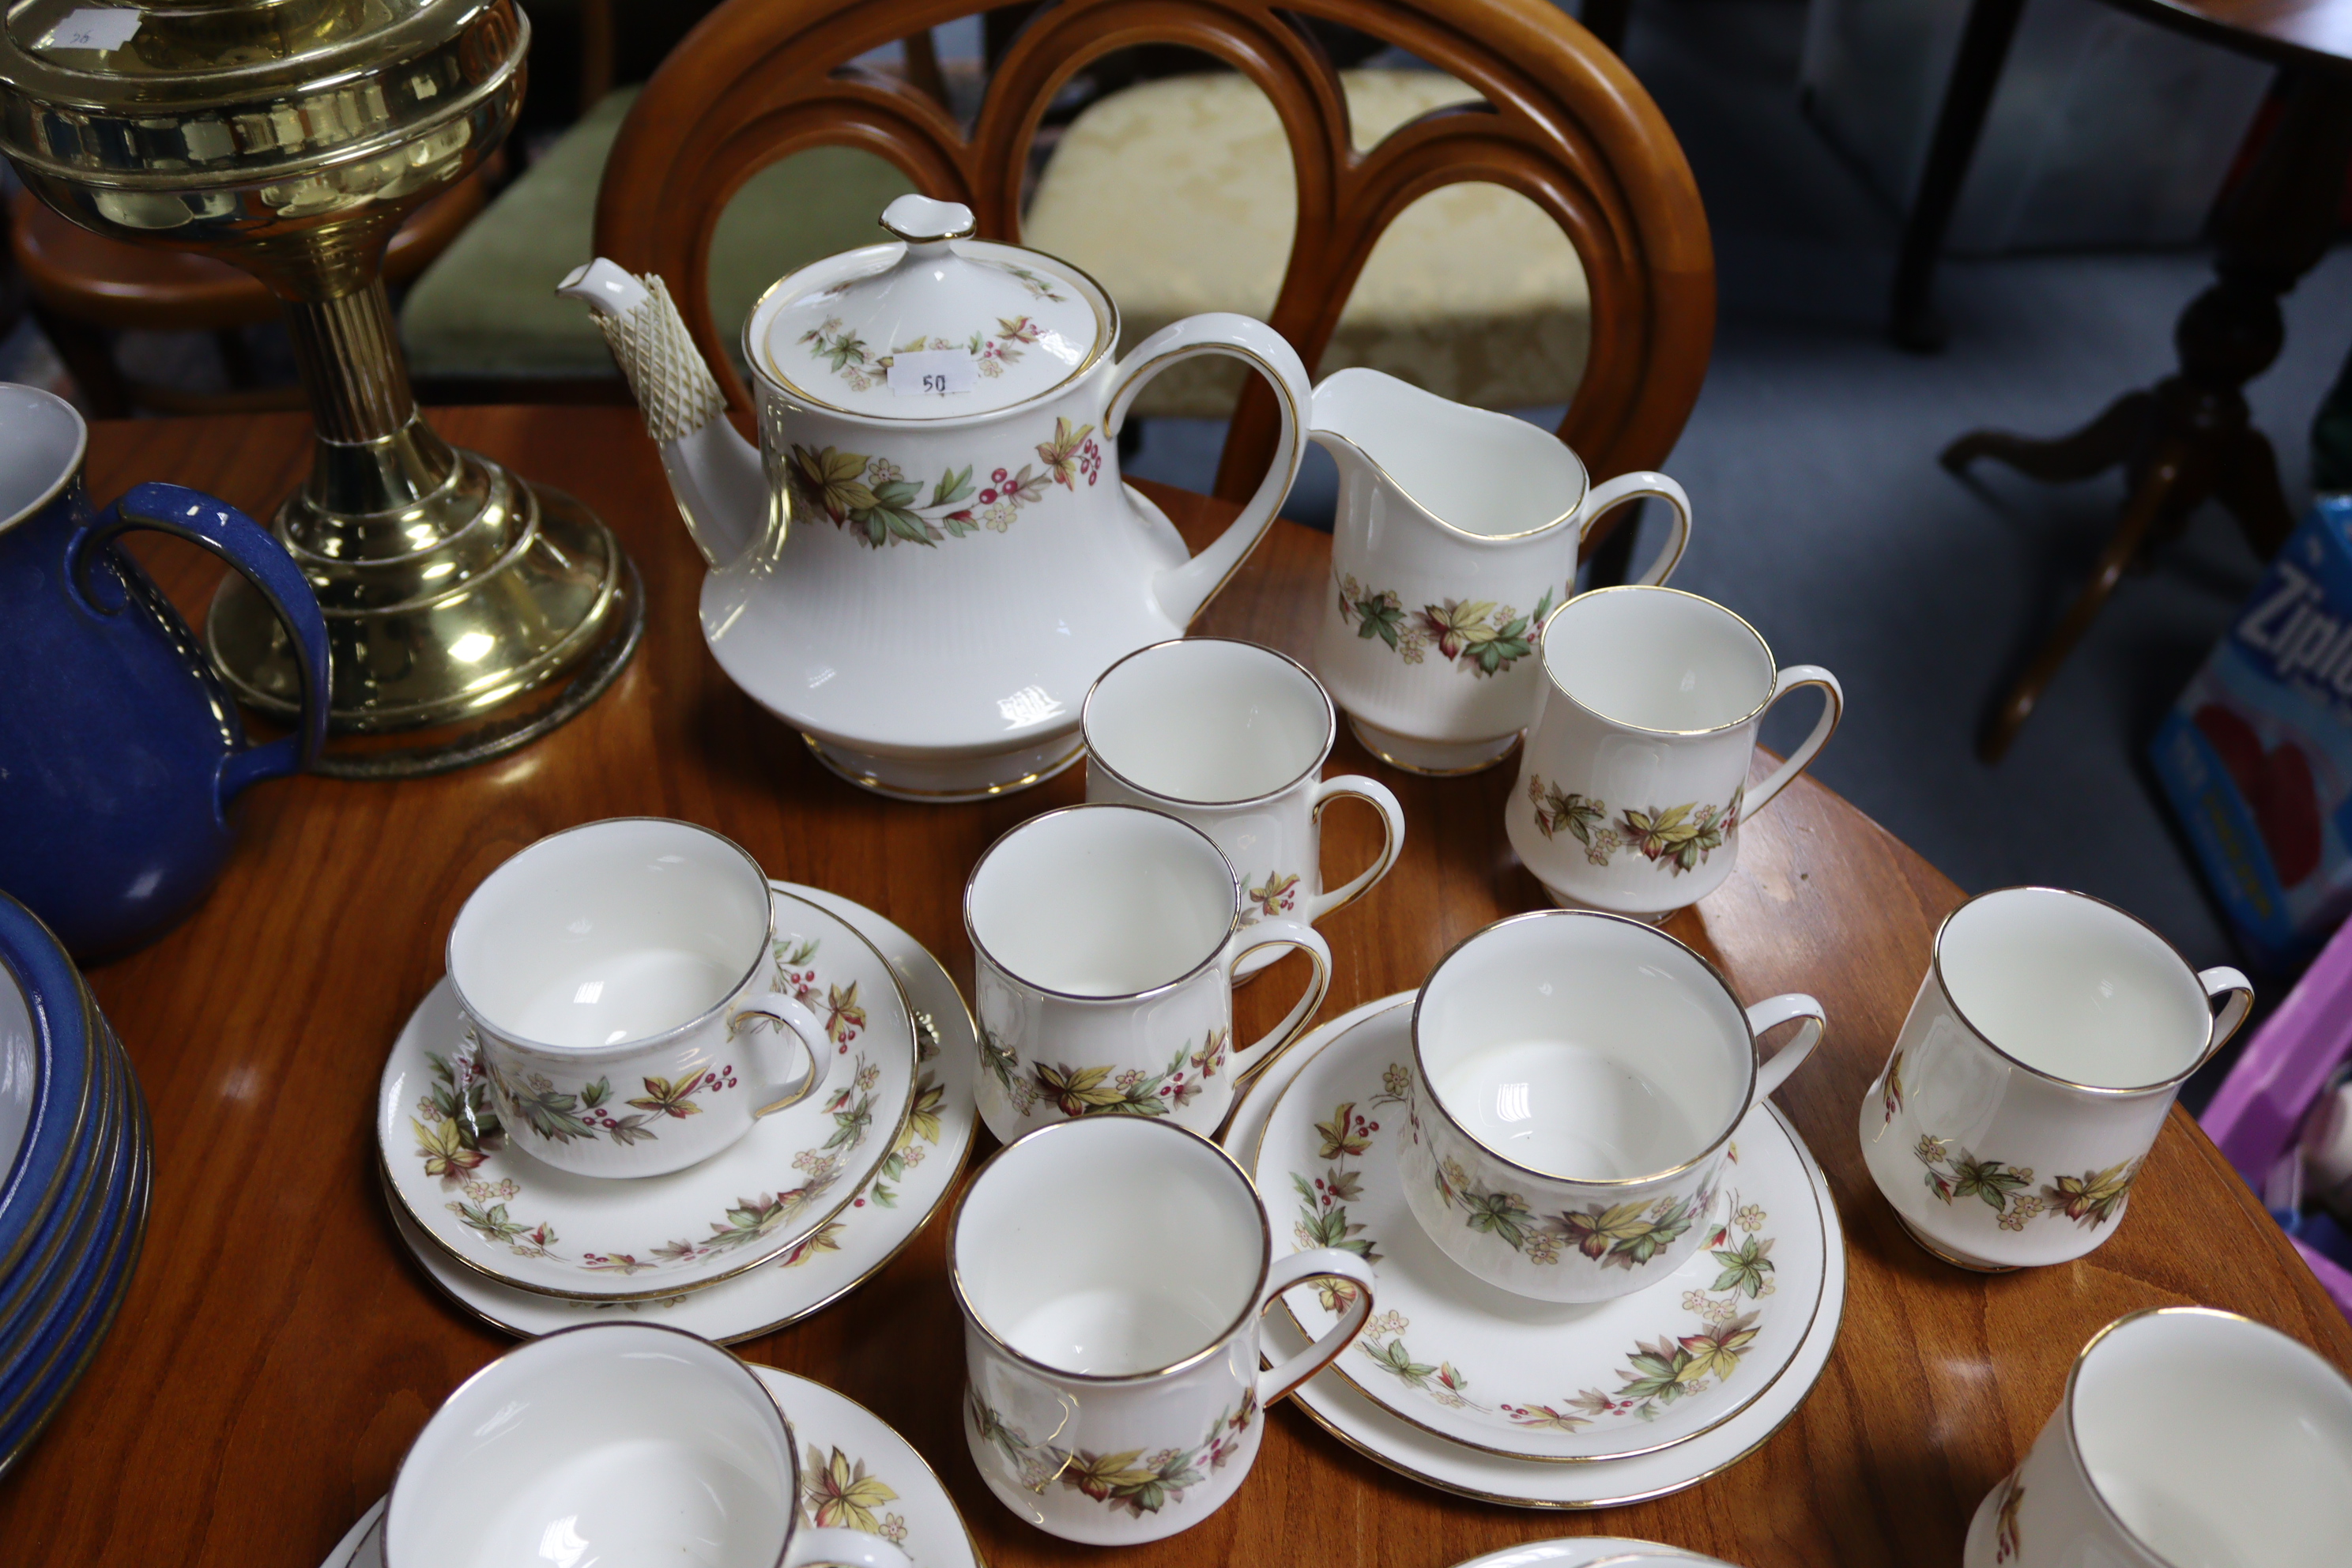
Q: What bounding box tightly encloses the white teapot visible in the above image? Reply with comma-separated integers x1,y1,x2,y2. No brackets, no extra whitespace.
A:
561,195,1310,800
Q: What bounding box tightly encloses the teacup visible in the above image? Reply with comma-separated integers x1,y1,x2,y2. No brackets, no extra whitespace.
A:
1506,586,1842,921
951,1117,1376,1544
1861,886,2253,1271
1082,638,1405,978
384,1321,909,1568
964,804,1331,1143
1400,910,1825,1302
1963,1306,2352,1568
448,818,835,1179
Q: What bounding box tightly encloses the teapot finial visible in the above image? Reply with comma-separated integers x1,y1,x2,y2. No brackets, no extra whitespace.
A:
880,194,976,245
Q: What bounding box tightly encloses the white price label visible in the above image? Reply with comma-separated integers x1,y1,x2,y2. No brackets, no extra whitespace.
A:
888,349,978,398
40,8,141,51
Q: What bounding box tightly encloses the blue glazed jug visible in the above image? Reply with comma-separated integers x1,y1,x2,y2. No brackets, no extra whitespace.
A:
0,384,329,958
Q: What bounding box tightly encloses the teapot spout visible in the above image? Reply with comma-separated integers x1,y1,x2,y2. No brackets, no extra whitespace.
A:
558,259,766,569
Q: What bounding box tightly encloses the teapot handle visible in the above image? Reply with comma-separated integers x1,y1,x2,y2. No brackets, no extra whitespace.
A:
1109,315,1312,626
71,482,330,806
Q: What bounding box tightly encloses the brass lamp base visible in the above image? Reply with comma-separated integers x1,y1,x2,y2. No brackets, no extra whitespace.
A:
205,412,639,777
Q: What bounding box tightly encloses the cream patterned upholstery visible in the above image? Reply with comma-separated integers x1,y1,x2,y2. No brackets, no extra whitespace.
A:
1023,67,1592,418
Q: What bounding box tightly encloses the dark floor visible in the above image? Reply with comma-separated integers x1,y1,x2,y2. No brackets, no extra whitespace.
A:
1125,0,2351,1020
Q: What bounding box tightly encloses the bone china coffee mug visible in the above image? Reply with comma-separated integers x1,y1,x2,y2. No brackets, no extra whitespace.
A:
1400,910,1826,1303
1506,586,1843,921
965,804,1331,1143
448,819,834,1178
952,1117,1377,1545
385,1322,909,1568
1963,1307,2352,1568
1083,638,1406,978
1860,887,2253,1271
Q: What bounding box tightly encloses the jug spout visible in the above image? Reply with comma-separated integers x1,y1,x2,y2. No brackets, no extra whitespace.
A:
1308,368,1586,543
558,258,767,569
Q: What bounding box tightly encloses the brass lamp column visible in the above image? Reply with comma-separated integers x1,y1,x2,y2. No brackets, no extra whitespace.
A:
0,0,639,776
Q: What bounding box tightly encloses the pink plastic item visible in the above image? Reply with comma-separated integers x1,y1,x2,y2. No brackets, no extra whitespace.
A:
2202,915,2352,1184
2199,915,2352,1319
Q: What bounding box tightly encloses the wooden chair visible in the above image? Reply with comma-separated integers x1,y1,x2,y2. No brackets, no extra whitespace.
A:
9,170,492,418
590,0,1713,544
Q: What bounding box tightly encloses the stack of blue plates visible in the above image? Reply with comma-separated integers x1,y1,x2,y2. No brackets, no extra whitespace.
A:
0,891,151,1478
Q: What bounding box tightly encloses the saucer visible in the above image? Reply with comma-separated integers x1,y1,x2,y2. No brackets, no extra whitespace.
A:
1251,997,1826,1463
1453,1540,1731,1566
318,1363,984,1568
1225,994,1846,1509
387,884,977,1343
377,888,920,1302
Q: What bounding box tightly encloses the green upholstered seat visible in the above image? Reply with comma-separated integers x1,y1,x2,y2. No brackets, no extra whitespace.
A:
401,87,917,383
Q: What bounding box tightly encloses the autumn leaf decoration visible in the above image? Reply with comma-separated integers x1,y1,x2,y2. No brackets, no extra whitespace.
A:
1036,416,1096,489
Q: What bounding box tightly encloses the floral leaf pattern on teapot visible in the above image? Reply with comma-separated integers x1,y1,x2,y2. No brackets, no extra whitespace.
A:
786,427,1100,548
798,314,1052,391
1333,573,1554,677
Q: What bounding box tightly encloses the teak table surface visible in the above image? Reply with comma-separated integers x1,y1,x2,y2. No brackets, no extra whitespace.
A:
7,405,2346,1567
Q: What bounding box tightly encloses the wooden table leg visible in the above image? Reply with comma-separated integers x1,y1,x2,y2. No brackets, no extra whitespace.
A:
1954,66,2352,762
1887,0,2030,352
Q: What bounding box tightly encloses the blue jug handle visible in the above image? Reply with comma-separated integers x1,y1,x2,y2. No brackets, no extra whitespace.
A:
72,481,331,807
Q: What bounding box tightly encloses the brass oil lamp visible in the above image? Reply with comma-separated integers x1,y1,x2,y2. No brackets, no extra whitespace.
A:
0,0,639,775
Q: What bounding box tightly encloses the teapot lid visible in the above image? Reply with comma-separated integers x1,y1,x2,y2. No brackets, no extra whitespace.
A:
752,195,1109,420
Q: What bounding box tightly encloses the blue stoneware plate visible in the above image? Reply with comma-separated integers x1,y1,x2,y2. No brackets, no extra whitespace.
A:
0,895,100,1282
0,1007,119,1346
0,1035,147,1471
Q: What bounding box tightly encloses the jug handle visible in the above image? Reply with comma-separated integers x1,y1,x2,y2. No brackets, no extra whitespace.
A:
1109,315,1312,626
71,482,330,807
1577,471,1692,587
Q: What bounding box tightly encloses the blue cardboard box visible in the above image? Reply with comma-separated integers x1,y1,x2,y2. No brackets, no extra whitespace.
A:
2152,496,2352,967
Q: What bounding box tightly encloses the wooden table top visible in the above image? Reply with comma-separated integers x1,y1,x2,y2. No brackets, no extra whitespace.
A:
6,404,2345,1567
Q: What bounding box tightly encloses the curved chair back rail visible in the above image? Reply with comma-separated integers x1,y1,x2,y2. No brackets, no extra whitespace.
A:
591,0,1713,511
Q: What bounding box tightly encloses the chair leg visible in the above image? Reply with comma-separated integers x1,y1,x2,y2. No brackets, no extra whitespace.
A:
1980,435,2203,763
1942,390,2156,485
2209,420,2294,560
28,302,133,419
1889,0,2030,353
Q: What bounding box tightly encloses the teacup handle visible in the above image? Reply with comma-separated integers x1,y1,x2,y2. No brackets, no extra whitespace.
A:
1225,915,1332,1087
2190,966,2256,1074
729,991,834,1118
1746,993,1826,1098
1741,665,1845,819
784,1527,912,1568
1111,314,1314,626
1574,470,1691,587
1256,1246,1377,1404
1305,775,1407,924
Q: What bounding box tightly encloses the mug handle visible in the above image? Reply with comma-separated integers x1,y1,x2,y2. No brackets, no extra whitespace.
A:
1741,665,1845,819
1255,1246,1377,1404
784,1528,912,1568
1746,993,1826,1098
1112,315,1314,626
71,481,331,807
2188,966,2256,1074
729,991,835,1117
1224,915,1332,1087
1303,775,1407,924
1575,470,1691,587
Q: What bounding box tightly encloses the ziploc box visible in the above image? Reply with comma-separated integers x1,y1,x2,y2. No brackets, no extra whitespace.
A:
2152,495,2352,967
